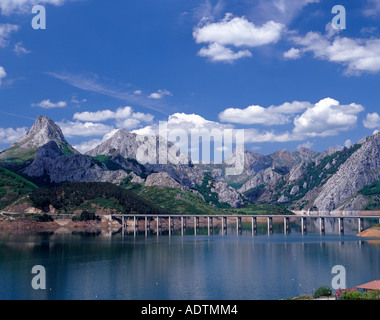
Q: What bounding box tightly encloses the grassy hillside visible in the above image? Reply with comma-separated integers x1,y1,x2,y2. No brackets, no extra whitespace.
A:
29,182,170,215
126,184,222,215
0,167,38,210
125,183,292,215
0,144,37,162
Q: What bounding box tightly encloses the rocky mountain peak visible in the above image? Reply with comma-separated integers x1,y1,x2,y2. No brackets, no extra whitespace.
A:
0,115,78,161
86,128,138,158
17,115,66,148
225,145,272,175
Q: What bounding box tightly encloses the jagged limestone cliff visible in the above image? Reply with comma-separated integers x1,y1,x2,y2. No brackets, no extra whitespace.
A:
0,115,78,161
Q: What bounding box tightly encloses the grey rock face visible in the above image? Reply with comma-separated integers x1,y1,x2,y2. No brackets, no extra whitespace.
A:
238,167,282,193
210,180,244,208
314,133,380,211
290,185,300,196
225,145,272,176
86,129,141,159
130,173,145,184
340,195,369,215
145,172,182,189
269,147,318,169
23,141,128,184
314,146,340,166
278,194,290,203
289,162,308,182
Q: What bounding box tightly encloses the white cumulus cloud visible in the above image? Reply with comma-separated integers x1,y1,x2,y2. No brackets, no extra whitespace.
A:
198,42,252,62
218,101,312,125
133,98,365,147
193,13,285,62
219,98,364,143
14,41,30,55
73,106,154,130
363,112,380,129
283,47,302,60
32,99,67,109
57,121,115,138
0,127,27,144
290,30,380,75
0,23,19,47
293,98,364,137
0,0,69,15
148,89,173,99
0,66,6,85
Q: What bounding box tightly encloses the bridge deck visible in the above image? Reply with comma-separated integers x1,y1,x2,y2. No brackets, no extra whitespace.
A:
113,214,380,236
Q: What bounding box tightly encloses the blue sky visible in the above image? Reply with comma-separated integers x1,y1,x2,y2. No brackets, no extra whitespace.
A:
1,0,380,156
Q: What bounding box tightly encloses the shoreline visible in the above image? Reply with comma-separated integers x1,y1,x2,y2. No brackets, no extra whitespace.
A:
357,225,380,238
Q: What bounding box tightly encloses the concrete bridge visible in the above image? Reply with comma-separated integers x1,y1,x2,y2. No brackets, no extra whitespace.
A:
111,214,380,236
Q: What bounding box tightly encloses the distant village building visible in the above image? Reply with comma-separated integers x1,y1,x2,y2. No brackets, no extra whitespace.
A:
356,280,380,292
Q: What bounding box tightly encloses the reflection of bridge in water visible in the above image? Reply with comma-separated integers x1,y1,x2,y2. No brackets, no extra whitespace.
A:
111,214,380,237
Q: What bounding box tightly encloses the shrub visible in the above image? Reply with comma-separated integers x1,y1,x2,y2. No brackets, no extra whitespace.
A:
314,286,332,298
34,213,54,222
337,288,380,300
72,211,100,222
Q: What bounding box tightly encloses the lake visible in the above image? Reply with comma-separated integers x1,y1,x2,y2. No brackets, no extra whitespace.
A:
1,219,380,300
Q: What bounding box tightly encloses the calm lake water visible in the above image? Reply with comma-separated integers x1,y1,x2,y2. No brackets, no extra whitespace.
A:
1,219,380,300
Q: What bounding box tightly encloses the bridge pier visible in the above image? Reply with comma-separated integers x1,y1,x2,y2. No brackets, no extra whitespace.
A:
251,217,257,235
268,217,273,235
222,217,227,235
168,216,174,236
122,216,125,235
320,217,325,234
301,217,307,234
156,216,162,236
145,216,150,236
358,218,364,233
338,217,344,235
194,216,199,236
181,217,186,236
208,217,213,236
236,217,242,235
284,217,290,234
134,216,139,236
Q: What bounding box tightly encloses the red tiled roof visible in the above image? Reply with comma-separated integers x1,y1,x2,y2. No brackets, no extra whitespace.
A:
356,280,380,290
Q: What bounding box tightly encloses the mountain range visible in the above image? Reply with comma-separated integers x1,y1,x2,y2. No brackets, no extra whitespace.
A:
1,115,380,214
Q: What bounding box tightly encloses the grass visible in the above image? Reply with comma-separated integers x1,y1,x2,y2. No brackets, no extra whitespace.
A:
125,183,292,216
0,167,38,210
126,183,222,215
226,203,292,215
92,155,126,172
356,181,380,210
0,144,37,162
73,197,125,214
59,142,76,156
